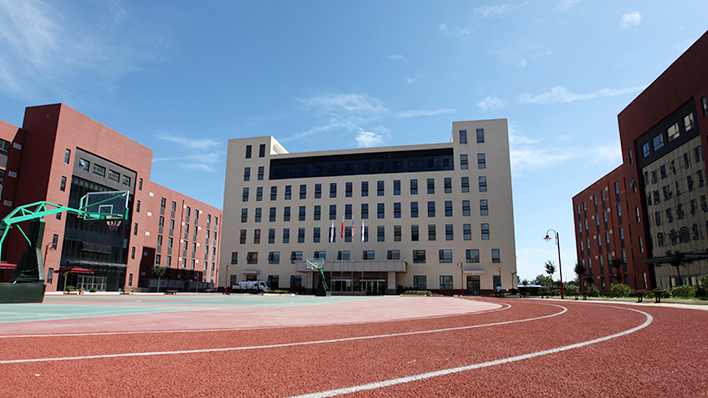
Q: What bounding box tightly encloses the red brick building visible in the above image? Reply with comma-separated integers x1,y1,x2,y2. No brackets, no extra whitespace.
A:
573,30,708,291
0,104,221,292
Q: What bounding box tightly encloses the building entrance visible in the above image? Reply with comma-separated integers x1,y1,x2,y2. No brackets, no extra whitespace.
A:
359,278,386,295
466,275,481,295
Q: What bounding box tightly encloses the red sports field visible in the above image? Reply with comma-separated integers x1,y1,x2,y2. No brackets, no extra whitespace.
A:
1,294,707,397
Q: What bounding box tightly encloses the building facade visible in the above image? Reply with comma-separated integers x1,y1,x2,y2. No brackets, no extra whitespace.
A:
221,119,517,295
573,30,708,290
0,104,222,292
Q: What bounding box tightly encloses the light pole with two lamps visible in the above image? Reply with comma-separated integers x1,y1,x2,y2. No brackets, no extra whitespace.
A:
544,229,565,299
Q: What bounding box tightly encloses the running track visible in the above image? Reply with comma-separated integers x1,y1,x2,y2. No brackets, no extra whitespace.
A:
1,295,707,397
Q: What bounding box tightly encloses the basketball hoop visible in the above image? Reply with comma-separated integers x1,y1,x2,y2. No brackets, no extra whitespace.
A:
106,220,122,231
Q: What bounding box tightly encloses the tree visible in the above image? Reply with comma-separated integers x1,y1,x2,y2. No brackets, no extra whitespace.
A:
152,266,167,293
545,260,556,289
610,258,626,285
665,250,691,286
574,262,587,292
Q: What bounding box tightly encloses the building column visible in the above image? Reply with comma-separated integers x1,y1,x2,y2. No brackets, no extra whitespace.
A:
387,271,397,295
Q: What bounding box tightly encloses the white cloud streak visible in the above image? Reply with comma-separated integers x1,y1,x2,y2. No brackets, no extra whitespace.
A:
557,0,584,12
517,85,646,104
474,4,524,17
439,23,471,37
153,133,223,172
477,95,506,112
389,55,407,62
395,108,456,119
621,11,642,28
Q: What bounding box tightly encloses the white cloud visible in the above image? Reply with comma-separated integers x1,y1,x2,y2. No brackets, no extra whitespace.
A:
154,133,220,151
474,4,524,17
389,54,407,62
439,23,471,37
153,133,223,172
510,147,574,176
621,11,642,28
477,95,506,112
557,0,584,11
300,93,388,115
395,108,456,119
509,135,538,145
405,76,418,84
517,85,646,104
356,130,385,148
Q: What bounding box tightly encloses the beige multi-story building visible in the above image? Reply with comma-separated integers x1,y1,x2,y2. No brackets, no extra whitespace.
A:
220,119,517,295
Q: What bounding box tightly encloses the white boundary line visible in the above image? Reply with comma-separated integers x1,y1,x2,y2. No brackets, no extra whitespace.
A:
0,303,565,364
0,300,510,339
287,304,653,398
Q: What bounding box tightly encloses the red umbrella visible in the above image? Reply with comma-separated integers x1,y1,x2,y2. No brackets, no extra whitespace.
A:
55,267,94,274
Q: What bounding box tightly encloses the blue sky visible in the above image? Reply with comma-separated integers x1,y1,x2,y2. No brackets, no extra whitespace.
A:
1,0,707,281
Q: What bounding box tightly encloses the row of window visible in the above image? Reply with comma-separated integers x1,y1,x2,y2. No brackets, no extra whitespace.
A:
240,200,488,222
157,217,219,246
643,148,703,187
242,176,488,199
158,198,219,229
458,128,485,144
652,196,708,226
231,248,500,264
154,254,217,273
646,173,706,208
77,157,132,187
641,112,696,158
654,222,708,247
236,223,491,244
244,144,267,159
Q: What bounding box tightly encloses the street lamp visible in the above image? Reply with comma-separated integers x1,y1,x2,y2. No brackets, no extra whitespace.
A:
544,229,565,299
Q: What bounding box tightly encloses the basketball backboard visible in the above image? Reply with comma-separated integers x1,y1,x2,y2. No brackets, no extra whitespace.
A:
79,191,129,221
306,258,325,270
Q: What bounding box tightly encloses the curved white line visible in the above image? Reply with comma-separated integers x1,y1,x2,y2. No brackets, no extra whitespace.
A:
287,305,653,398
0,300,512,339
0,303,564,364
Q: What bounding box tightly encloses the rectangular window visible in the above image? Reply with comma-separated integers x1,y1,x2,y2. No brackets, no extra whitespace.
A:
313,227,321,243
414,275,427,290
387,250,400,260
268,252,280,265
684,113,695,132
428,201,435,217
329,205,336,220
361,204,368,219
427,178,435,194
230,252,238,264
477,154,486,169
394,225,401,241
259,144,266,157
315,184,322,198
476,128,485,143
282,228,290,243
445,224,453,241
256,187,262,201
492,249,500,263
242,187,249,202
299,206,306,221
78,158,90,171
462,200,470,216
247,252,258,264
63,149,71,164
393,180,401,195
361,181,369,197
442,201,452,217
460,154,468,170
428,224,436,241
255,208,262,223
285,185,292,200
642,142,650,158
411,225,419,241
394,202,401,218
667,122,680,142
283,207,291,222
270,186,277,200
377,226,385,242
269,207,276,222
244,167,251,181
466,249,479,263
377,181,384,196
93,164,106,177
463,224,471,240
239,229,247,244
411,202,418,218
337,251,351,260
413,250,426,263
253,229,261,244
60,176,66,191
241,208,248,223
410,179,418,195
245,145,252,158
300,184,307,199
330,183,337,198
346,182,352,197
479,176,487,192
267,229,275,244
481,223,490,240
652,133,664,150
439,250,452,263
107,170,120,183
459,130,467,144
461,177,470,193
703,96,708,117
362,250,375,260
377,203,385,219
480,200,488,216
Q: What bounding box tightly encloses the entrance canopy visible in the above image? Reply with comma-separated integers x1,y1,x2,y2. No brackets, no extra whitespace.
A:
55,266,95,275
0,262,16,270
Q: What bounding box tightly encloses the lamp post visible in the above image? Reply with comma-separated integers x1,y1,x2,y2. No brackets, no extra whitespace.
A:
544,229,565,299
457,261,464,296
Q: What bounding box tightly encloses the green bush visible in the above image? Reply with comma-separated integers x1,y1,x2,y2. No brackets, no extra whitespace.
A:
671,285,697,299
610,283,632,298
587,286,600,297
550,289,560,296
652,287,671,299
65,285,75,291
267,290,290,295
90,287,97,293
519,286,540,296
401,290,432,296
508,288,518,295
564,285,579,295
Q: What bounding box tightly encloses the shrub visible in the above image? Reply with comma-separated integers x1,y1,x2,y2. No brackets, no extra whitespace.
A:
652,287,671,299
401,290,432,296
587,286,600,297
550,289,560,296
610,283,632,298
564,285,579,295
65,285,75,291
671,285,697,299
90,287,97,293
508,288,518,295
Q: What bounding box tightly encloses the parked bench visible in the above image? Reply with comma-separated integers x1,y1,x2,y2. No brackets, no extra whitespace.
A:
632,290,666,303
570,291,588,300
165,290,178,295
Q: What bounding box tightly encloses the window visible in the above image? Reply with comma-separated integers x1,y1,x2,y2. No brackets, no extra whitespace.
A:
703,96,708,117
393,180,401,195
107,170,120,183
476,128,485,143
330,183,337,198
413,250,426,263
283,207,291,222
642,142,650,158
462,200,470,216
313,227,321,243
284,185,292,200
411,225,419,241
460,154,468,170
259,144,266,157
93,164,106,177
269,207,276,222
346,182,352,197
269,186,277,200
78,158,90,171
410,179,418,195
394,202,401,218
428,202,435,217
481,224,490,240
414,275,427,290
282,229,290,243
245,145,252,158
362,225,369,242
241,208,248,223
479,176,487,192
290,251,303,264
363,250,375,260
427,178,435,194
255,187,262,201
477,154,486,169
480,200,488,216
300,184,307,199
445,224,453,241
652,133,664,150
445,201,453,217
684,113,695,132
428,224,436,241
299,206,306,221
60,176,66,191
492,249,500,263
459,130,467,144
411,202,418,218
466,249,479,263
361,204,368,219
439,250,452,263
377,203,385,219
329,205,336,220
377,181,384,196
337,251,350,260
377,226,385,242
315,184,322,198
463,224,471,240
461,177,469,193
242,187,249,202
394,225,401,241
121,175,131,187
440,275,452,289
361,181,369,197
268,229,275,244
247,252,258,264
255,208,262,222
253,229,261,244
231,252,238,264
258,166,264,180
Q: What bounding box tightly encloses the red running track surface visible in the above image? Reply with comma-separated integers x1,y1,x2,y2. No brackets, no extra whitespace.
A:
1,297,707,397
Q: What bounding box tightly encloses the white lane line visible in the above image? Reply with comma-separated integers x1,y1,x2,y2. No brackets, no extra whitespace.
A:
287,305,653,398
0,301,510,339
0,303,564,364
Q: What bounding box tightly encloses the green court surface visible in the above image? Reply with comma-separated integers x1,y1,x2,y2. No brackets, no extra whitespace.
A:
0,294,380,323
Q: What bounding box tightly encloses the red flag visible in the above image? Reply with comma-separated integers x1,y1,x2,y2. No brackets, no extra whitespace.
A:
341,217,344,239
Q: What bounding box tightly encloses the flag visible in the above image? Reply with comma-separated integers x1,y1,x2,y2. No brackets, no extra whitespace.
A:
329,221,335,243
351,218,355,239
361,220,365,242
341,217,344,239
